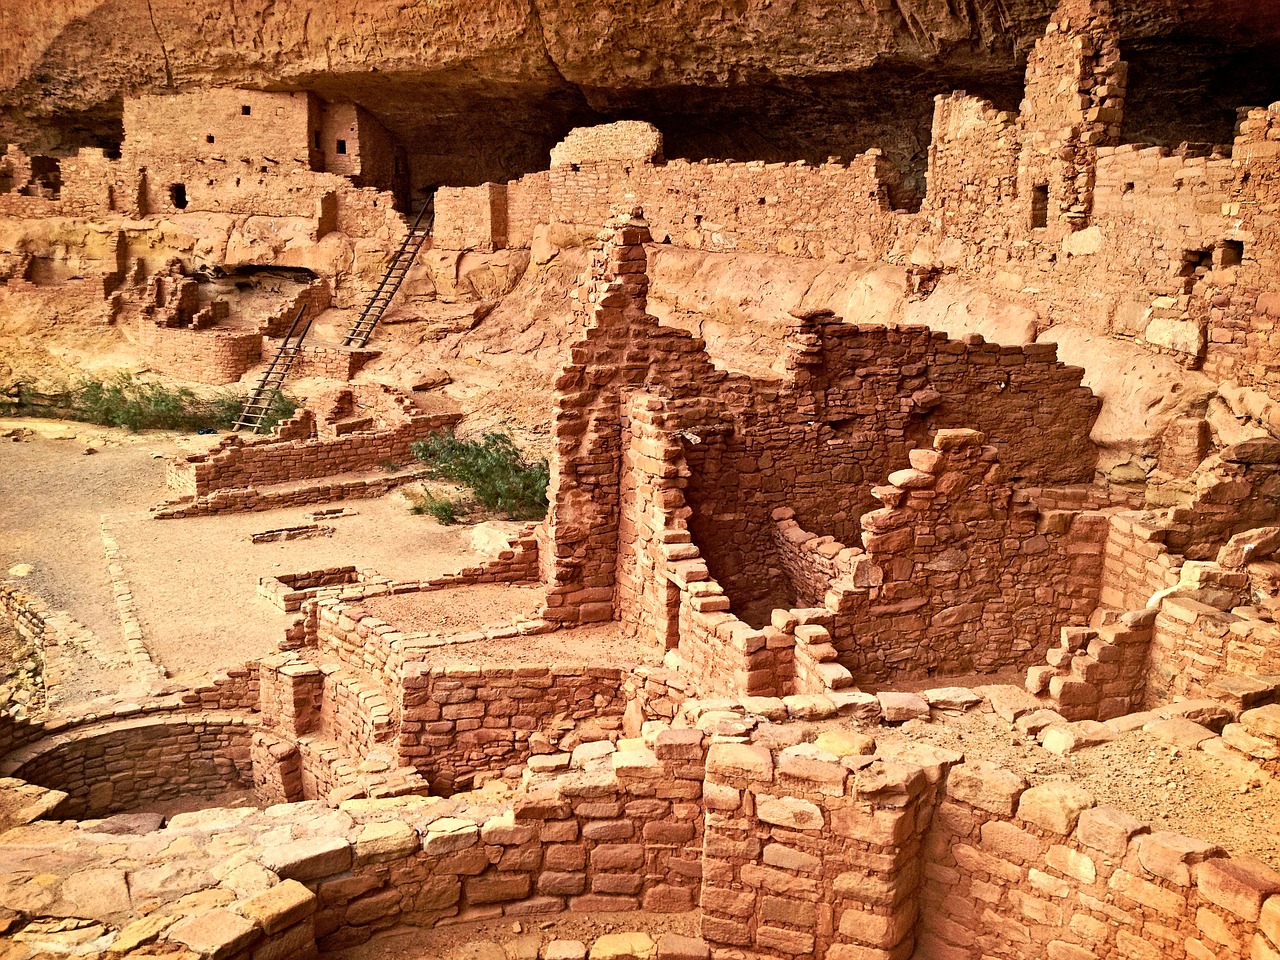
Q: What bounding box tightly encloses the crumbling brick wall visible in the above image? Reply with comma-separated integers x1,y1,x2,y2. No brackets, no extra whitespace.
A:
1015,0,1125,236
922,765,1280,960
399,665,627,794
817,430,1106,682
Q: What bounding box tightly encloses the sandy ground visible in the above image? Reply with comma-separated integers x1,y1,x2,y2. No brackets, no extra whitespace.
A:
361,585,548,638
0,419,484,694
327,911,701,960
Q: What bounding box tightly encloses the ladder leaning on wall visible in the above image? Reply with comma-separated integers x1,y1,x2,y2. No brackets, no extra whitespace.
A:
232,304,312,433
341,198,434,348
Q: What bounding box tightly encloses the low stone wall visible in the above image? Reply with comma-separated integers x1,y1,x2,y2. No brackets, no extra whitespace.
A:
400,665,628,794
169,412,457,498
3,686,1280,960
258,565,361,612
922,764,1280,960
153,470,425,518
1148,597,1280,706
5,712,256,818
134,317,263,385
700,738,945,957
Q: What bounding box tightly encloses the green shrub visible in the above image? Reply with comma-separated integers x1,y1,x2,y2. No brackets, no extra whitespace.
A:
412,431,549,520
408,489,458,525
0,373,297,434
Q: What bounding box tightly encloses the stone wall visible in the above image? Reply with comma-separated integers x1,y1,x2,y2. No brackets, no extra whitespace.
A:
134,317,262,385
7,713,255,818
399,665,627,794
701,738,945,958
541,153,901,260
165,397,459,498
506,171,552,249
819,430,1107,683
434,183,508,251
549,121,663,167
922,763,1280,960
4,689,1280,960
1147,597,1280,707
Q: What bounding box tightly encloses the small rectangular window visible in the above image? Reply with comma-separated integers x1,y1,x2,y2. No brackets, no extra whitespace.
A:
336,139,347,155
313,131,321,150
1220,240,1244,268
241,105,252,116
170,183,188,209
206,134,215,144
1031,184,1049,229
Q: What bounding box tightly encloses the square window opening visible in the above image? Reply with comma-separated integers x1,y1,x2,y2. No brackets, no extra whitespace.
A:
241,105,252,116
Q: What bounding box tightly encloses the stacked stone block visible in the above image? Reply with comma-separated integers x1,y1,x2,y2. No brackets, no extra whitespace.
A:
433,183,508,251
1026,611,1154,721
921,764,1280,960
543,210,724,626
819,429,1107,683
701,738,949,958
399,665,627,794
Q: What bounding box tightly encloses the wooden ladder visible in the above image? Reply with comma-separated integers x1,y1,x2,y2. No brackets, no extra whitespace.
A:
341,199,433,348
233,304,312,433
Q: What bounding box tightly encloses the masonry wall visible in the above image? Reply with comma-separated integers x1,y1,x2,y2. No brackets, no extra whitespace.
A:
1147,597,1280,706
921,93,1020,245
170,403,458,497
701,740,944,958
679,322,1101,627
506,170,552,248
123,89,318,179
544,153,901,260
922,765,1280,960
10,714,255,818
135,317,262,385
434,184,508,251
399,665,628,794
819,430,1106,683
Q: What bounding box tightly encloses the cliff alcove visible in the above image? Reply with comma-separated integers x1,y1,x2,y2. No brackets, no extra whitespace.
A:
5,2,1280,959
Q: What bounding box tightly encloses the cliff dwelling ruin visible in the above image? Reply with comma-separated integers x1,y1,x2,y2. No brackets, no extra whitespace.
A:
2,1,1280,959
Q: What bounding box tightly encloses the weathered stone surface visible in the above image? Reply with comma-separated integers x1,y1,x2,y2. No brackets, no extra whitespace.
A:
590,932,657,960
260,837,352,882
947,759,1029,815
1017,782,1094,836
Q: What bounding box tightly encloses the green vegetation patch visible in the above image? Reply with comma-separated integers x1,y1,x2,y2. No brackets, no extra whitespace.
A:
411,431,549,521
2,374,297,434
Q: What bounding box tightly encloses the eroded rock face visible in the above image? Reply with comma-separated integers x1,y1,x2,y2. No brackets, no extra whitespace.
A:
3,0,1278,190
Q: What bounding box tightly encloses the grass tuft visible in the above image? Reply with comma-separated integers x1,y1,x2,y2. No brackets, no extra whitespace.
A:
408,489,459,525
